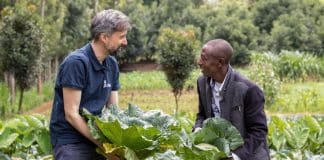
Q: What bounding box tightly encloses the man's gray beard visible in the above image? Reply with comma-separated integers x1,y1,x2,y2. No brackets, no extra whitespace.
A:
110,47,124,56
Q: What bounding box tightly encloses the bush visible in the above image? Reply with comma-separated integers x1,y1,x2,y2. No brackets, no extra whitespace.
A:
157,26,199,114
268,13,322,55
205,1,260,65
248,52,280,106
273,51,323,82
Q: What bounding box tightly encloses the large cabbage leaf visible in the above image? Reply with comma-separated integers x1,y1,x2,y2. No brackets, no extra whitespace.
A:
191,117,244,157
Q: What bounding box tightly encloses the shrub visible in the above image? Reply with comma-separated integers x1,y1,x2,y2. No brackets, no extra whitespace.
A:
205,2,260,65
157,26,199,114
248,52,280,106
273,51,323,82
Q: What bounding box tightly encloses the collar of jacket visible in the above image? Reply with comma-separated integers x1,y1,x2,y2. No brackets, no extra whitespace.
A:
207,65,233,95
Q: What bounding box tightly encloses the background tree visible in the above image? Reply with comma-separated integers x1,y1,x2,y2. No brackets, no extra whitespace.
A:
205,1,260,64
268,12,322,55
157,26,199,114
0,2,42,112
253,0,295,33
106,0,147,64
59,0,92,58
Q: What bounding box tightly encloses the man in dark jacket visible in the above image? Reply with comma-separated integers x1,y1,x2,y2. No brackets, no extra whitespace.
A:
193,39,270,160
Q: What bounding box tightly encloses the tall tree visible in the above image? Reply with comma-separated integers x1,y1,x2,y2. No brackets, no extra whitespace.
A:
59,0,92,57
0,2,42,112
205,1,260,65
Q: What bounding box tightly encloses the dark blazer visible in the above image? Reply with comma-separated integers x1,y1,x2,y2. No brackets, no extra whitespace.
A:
193,67,270,160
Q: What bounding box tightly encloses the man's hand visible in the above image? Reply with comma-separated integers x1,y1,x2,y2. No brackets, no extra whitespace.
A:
107,153,120,160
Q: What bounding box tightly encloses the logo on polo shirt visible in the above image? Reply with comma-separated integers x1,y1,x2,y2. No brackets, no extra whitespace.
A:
103,80,111,88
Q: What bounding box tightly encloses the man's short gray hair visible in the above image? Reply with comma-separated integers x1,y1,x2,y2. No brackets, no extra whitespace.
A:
91,9,131,40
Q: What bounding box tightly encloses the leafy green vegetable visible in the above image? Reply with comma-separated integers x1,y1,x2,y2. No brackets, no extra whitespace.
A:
84,104,178,159
0,128,19,149
84,105,244,160
191,117,244,158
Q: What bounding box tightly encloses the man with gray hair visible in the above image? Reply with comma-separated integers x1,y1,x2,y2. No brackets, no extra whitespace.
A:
50,9,130,160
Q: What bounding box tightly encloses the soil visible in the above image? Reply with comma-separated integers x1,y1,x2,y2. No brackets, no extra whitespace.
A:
24,101,53,115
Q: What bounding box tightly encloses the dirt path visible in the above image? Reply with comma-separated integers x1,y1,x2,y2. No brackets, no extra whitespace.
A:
24,101,53,115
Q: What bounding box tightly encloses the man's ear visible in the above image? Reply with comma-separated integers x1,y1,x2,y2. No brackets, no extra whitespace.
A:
99,33,109,42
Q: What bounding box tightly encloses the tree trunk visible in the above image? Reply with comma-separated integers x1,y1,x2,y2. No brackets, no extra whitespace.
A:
4,71,8,87
40,0,45,17
173,90,182,115
18,87,24,113
55,55,59,77
8,72,15,105
37,72,42,94
48,60,52,81
37,0,46,94
174,95,179,115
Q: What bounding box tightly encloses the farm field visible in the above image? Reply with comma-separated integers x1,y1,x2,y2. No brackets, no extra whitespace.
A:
1,0,324,159
9,69,324,118
1,68,323,160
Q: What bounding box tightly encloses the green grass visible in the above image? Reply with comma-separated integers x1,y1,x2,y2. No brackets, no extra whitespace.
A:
268,82,324,114
119,69,202,91
119,69,324,116
1,67,322,119
120,68,248,91
0,81,54,119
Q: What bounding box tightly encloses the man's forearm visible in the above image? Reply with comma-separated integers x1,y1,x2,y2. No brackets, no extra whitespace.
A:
65,112,101,147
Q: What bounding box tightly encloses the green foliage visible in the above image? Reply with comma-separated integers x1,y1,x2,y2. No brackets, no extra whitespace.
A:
272,87,322,113
248,53,281,105
157,27,199,114
83,105,244,160
0,2,43,111
191,118,244,158
0,3,42,90
41,0,67,57
120,71,170,90
83,104,177,159
269,13,322,55
253,0,324,55
273,51,324,82
59,0,92,54
253,0,296,33
268,116,324,159
108,0,147,64
205,1,260,65
0,81,54,118
0,84,10,117
0,114,51,159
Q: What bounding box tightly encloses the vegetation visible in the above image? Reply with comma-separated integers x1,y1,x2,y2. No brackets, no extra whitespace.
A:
82,105,244,159
0,0,323,159
0,114,51,159
0,82,53,118
0,0,323,116
0,2,43,112
1,106,322,159
157,27,199,114
268,115,324,159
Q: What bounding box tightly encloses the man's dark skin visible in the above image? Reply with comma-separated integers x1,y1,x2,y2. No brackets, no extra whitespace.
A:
198,40,234,160
198,40,233,84
195,39,269,160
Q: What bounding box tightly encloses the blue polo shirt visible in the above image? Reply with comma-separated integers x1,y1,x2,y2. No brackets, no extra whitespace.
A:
50,43,120,147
